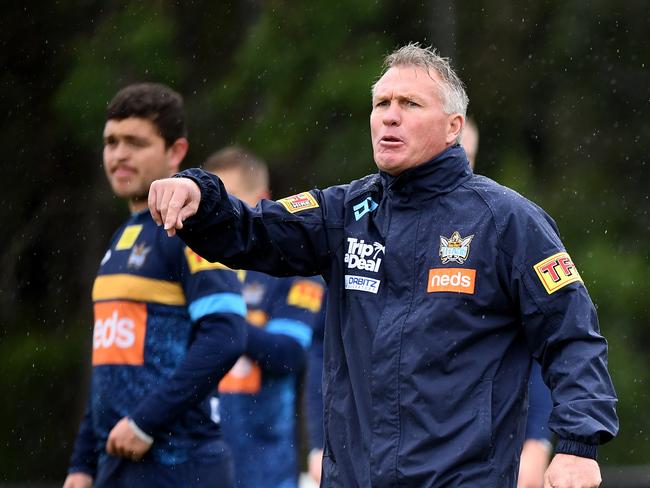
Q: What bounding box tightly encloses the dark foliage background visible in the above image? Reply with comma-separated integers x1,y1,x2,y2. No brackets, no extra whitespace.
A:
1,0,648,481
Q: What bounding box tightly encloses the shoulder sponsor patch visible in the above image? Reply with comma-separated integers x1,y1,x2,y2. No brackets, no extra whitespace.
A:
533,251,583,294
277,192,319,213
184,247,230,274
427,268,476,294
115,225,143,251
287,279,324,312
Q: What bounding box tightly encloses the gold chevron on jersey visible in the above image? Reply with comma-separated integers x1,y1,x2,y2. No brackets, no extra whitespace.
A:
184,247,231,274
92,274,186,306
277,192,319,213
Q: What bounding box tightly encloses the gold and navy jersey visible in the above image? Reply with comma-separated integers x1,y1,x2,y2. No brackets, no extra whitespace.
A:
218,271,324,487
78,209,246,467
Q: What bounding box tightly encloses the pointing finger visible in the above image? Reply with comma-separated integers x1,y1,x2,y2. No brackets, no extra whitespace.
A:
148,181,162,225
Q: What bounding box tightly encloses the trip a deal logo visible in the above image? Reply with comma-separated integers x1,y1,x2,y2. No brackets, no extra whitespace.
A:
344,237,385,294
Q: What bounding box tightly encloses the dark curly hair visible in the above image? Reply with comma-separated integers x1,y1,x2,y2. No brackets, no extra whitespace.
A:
106,83,187,147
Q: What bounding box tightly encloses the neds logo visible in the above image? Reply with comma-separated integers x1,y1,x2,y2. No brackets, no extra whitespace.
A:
92,301,146,365
427,268,476,294
94,311,136,349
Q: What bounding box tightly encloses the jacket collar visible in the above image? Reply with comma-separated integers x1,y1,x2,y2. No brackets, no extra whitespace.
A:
380,144,472,199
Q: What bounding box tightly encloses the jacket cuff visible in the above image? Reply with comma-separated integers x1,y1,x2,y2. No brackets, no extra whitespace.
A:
554,439,598,460
67,466,95,478
129,410,158,438
174,169,223,227
128,418,154,445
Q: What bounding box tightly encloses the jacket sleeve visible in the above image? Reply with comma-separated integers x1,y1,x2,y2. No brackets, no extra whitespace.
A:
68,397,98,477
175,168,338,279
245,276,325,375
502,203,618,459
245,323,306,375
130,251,248,436
130,312,246,435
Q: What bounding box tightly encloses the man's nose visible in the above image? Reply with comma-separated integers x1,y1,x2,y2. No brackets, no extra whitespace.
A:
113,141,130,160
382,102,400,125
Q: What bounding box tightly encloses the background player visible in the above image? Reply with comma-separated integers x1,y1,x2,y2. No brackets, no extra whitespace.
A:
204,146,325,488
63,83,247,488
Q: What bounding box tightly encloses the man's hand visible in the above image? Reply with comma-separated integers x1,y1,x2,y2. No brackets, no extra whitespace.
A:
105,417,152,461
148,177,201,236
62,472,93,488
518,439,551,488
544,453,601,488
308,448,324,484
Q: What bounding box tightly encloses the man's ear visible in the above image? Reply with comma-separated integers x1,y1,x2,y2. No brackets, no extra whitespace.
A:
446,114,464,144
167,138,189,173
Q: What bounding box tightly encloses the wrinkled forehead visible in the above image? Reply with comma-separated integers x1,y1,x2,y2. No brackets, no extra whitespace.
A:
371,64,443,100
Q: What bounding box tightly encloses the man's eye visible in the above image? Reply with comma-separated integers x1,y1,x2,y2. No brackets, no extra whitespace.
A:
375,100,388,108
128,139,148,148
406,100,420,107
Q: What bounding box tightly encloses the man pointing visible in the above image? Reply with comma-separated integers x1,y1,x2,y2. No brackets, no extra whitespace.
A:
149,44,617,487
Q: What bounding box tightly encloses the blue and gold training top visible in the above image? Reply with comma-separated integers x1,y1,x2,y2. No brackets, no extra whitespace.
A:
218,271,324,488
69,209,247,474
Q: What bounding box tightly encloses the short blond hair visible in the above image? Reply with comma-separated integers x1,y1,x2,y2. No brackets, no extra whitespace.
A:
203,146,269,194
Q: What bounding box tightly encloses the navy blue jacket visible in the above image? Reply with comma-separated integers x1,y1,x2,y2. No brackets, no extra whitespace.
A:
177,145,618,487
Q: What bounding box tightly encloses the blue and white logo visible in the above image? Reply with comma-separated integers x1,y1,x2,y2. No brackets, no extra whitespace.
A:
344,237,384,272
344,275,380,294
439,231,474,264
353,197,378,221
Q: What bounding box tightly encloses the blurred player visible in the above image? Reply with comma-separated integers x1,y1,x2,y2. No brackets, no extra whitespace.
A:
204,146,325,488
63,83,247,488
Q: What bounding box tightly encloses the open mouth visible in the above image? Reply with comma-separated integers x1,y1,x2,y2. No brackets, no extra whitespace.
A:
381,135,402,142
379,135,404,148
112,167,137,179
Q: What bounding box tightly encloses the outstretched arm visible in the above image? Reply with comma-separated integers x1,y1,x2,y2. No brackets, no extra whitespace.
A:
151,169,335,278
